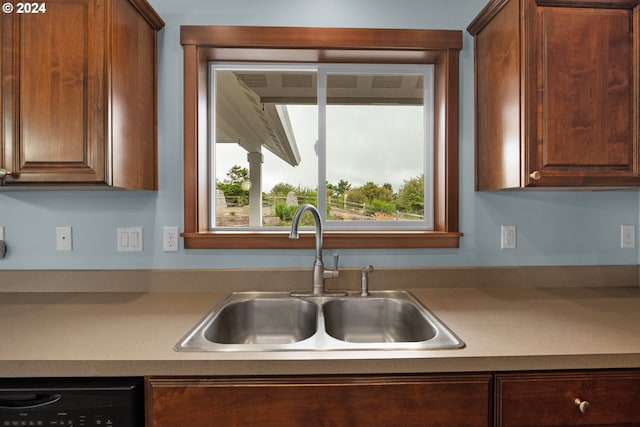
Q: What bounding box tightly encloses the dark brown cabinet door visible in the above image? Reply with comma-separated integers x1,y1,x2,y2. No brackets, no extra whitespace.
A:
1,0,162,188
529,3,637,187
146,374,491,427
2,0,106,184
469,0,640,189
494,370,640,426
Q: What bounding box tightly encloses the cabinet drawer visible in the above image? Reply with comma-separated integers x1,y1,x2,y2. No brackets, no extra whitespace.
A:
494,370,640,426
147,374,491,427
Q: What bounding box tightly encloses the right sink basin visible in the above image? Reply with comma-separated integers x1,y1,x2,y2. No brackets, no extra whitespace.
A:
320,291,464,350
323,297,438,344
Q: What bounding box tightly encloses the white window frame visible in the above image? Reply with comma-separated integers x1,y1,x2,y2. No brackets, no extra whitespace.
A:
209,62,434,231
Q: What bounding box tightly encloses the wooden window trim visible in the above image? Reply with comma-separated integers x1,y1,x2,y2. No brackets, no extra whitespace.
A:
180,26,463,249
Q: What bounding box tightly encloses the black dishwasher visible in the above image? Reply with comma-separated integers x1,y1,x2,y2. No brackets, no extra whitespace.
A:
0,377,143,426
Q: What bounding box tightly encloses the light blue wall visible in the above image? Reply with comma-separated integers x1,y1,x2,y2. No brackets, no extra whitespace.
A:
1,0,638,270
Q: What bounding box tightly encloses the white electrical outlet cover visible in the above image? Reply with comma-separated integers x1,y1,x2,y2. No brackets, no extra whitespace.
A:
163,226,179,252
56,226,73,251
501,225,516,249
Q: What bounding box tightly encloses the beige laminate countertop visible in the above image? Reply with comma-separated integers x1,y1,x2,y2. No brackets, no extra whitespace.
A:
1,287,639,377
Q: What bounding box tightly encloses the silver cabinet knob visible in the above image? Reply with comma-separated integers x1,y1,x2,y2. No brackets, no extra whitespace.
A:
529,171,541,180
0,168,12,178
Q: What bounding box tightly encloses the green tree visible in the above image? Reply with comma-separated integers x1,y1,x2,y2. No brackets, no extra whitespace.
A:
348,182,393,205
327,179,352,198
227,165,249,183
396,175,424,214
270,182,296,196
217,165,250,205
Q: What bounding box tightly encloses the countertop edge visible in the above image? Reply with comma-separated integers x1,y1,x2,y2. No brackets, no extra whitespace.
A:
2,354,640,378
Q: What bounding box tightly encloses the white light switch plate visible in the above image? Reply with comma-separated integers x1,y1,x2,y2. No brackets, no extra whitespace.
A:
117,227,143,252
621,225,636,249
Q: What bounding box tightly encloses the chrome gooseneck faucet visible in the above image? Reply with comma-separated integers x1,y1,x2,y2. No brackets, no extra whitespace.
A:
289,204,346,297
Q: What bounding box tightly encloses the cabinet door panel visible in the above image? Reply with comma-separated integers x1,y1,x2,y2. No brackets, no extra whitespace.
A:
495,371,640,426
22,4,85,163
2,0,105,183
533,6,636,182
470,0,640,189
147,374,491,427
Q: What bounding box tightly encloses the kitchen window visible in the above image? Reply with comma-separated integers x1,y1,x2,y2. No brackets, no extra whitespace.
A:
211,63,433,231
180,26,462,249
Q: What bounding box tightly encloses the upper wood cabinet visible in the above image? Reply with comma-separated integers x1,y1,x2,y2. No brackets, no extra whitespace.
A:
468,0,640,189
1,0,164,189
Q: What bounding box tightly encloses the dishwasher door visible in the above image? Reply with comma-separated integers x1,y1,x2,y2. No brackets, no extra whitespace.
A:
0,377,143,426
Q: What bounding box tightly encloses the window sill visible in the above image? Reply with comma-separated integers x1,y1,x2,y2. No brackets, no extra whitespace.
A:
183,231,462,249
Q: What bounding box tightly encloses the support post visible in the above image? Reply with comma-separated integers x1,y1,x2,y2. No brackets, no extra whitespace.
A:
247,152,263,226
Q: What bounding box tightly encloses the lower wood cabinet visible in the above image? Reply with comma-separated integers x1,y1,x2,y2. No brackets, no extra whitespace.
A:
145,374,491,427
494,370,640,427
146,369,640,427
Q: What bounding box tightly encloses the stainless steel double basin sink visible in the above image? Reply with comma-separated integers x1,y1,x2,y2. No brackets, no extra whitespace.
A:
175,291,464,352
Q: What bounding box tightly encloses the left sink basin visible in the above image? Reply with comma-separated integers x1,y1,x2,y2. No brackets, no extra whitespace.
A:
206,298,318,344
176,293,319,351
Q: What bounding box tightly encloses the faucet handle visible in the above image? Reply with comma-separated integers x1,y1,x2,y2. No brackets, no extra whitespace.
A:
322,254,341,281
332,254,339,270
